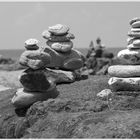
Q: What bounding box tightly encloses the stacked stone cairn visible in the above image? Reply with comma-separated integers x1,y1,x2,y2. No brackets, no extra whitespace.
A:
11,24,84,108
108,17,140,91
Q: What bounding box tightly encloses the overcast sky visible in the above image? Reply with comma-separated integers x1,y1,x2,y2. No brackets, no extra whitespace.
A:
0,2,140,49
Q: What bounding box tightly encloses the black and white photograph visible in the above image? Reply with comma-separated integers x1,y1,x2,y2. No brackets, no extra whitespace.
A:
0,0,140,138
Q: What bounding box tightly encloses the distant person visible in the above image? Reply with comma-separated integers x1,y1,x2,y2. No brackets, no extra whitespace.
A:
85,52,97,69
95,37,105,58
86,41,95,58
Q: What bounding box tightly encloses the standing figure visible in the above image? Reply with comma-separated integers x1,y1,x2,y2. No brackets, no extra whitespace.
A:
95,37,105,58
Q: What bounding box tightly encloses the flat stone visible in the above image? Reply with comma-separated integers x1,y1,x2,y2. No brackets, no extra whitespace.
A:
19,68,76,91
132,21,140,28
117,49,140,65
127,37,134,45
108,65,140,78
129,17,140,25
128,31,140,38
131,28,140,32
25,39,39,50
42,30,75,41
11,87,58,109
43,47,83,70
108,77,140,91
48,24,69,35
127,44,140,49
19,49,51,70
47,41,73,52
127,37,140,45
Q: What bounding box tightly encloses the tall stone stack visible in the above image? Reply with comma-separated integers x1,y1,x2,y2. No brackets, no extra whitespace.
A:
11,24,84,109
42,24,84,70
11,39,58,108
108,17,140,91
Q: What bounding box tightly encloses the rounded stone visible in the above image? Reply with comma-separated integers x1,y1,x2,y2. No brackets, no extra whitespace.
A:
43,47,84,70
128,31,140,38
11,87,58,108
42,30,75,42
108,77,140,91
117,49,140,65
127,37,139,45
19,49,51,70
19,69,55,92
25,39,39,50
132,21,140,28
129,17,140,25
47,41,73,52
48,24,69,35
133,39,140,46
108,65,140,78
97,89,112,98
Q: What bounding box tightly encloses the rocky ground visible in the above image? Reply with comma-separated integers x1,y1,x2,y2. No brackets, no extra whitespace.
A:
0,70,140,138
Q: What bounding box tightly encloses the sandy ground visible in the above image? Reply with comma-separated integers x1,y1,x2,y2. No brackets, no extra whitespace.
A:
0,70,23,87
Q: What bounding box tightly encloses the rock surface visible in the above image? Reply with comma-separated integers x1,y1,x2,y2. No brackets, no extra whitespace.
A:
1,75,140,138
108,77,140,91
108,65,140,77
117,49,140,65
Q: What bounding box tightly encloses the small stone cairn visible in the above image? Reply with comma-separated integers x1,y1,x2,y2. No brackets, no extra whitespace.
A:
11,24,84,108
108,17,140,91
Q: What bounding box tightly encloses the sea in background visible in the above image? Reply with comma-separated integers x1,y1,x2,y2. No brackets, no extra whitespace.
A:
0,47,125,60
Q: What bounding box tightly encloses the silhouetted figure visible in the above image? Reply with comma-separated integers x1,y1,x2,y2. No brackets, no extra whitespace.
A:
85,52,97,69
86,41,95,58
95,37,104,58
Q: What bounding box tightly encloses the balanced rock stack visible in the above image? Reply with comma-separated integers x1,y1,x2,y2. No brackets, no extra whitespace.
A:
11,24,84,108
42,24,84,70
11,38,58,108
108,17,140,91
